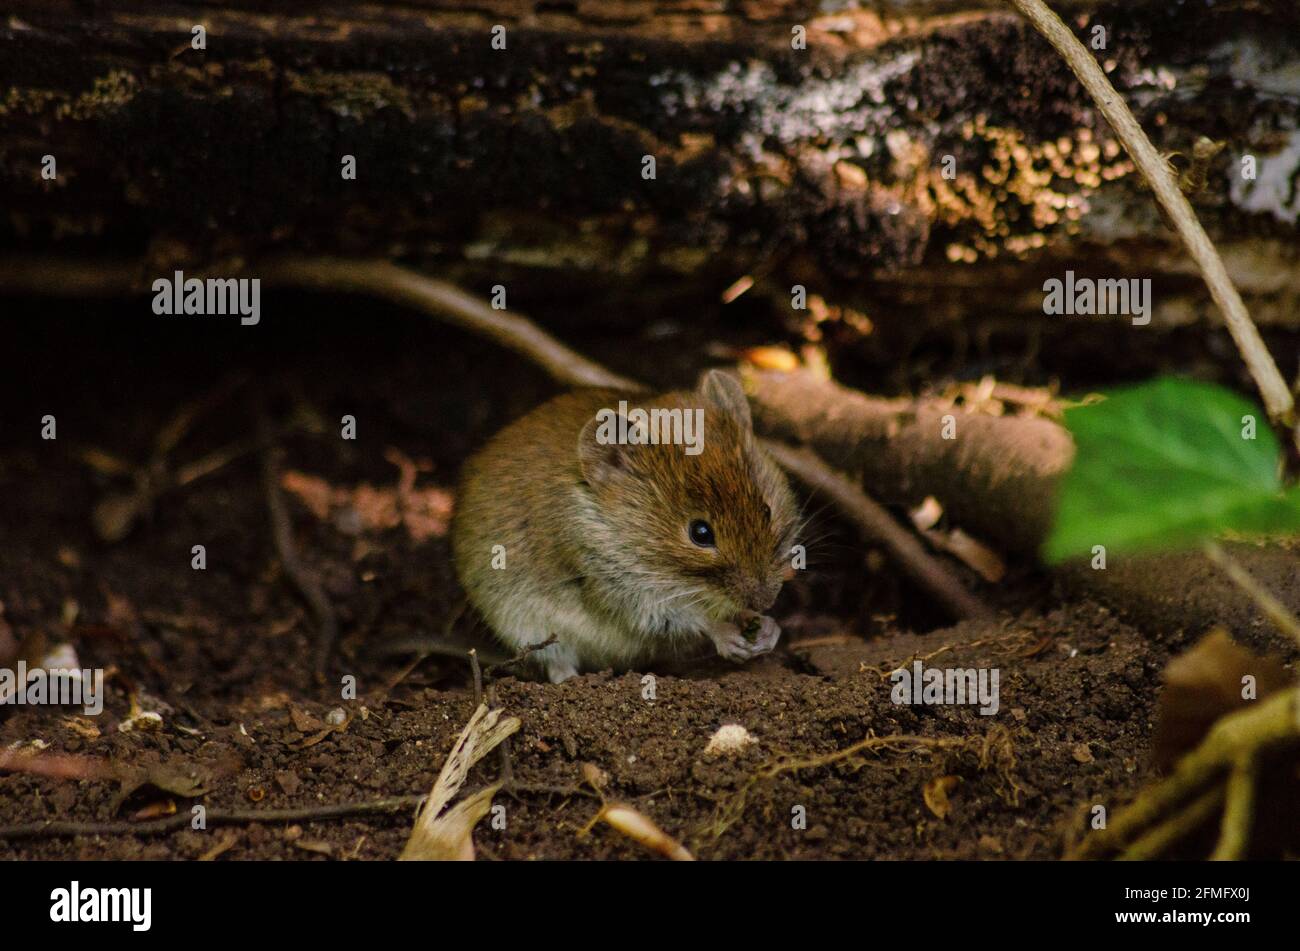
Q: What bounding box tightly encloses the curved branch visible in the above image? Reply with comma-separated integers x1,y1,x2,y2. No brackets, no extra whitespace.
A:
1007,0,1295,431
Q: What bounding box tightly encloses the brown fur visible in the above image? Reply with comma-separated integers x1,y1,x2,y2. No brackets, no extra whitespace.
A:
451,373,800,680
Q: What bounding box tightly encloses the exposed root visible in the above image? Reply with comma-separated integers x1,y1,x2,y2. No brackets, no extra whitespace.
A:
1069,687,1299,860
698,727,1020,843
763,439,991,621
1203,540,1300,651
857,628,1041,681
0,795,429,841
745,367,1073,557
0,254,984,624
259,257,639,392
400,702,520,861
254,399,338,680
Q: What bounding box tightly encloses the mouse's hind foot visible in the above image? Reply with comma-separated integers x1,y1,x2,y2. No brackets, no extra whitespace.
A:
534,640,581,683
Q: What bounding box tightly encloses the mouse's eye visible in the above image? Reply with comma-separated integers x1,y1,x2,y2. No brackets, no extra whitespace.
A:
688,519,716,548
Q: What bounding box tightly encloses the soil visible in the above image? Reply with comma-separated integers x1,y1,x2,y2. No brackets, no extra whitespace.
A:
0,294,1294,860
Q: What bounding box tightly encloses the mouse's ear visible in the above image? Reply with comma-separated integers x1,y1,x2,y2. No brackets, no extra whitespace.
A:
577,409,642,487
699,368,753,432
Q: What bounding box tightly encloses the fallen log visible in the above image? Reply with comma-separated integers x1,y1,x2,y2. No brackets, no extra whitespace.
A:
4,0,1300,339
747,367,1072,555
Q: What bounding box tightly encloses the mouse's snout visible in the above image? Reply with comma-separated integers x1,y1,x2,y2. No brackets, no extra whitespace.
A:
738,575,783,613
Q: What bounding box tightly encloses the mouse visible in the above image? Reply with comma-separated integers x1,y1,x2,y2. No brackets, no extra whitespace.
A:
451,369,801,683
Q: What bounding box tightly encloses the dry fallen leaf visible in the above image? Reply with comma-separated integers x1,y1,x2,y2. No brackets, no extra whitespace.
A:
909,498,1006,583
596,804,695,861
400,703,520,861
282,468,453,542
740,346,800,372
199,833,240,862
110,760,210,815
130,799,178,821
63,716,101,740
1153,629,1291,771
289,706,328,733
118,709,164,734
292,839,335,858
923,775,961,820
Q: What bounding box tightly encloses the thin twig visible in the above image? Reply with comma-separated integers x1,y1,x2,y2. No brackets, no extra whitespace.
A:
1069,687,1298,859
174,436,261,487
482,634,558,680
486,683,516,793
253,398,338,679
1006,0,1295,433
762,440,991,621
468,648,483,707
374,650,433,701
1119,785,1225,861
0,795,428,841
1202,540,1300,650
260,258,640,391
0,255,638,391
1211,753,1258,861
0,253,986,616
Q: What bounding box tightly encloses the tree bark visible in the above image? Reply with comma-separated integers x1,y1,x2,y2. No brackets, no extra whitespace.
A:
3,1,1299,335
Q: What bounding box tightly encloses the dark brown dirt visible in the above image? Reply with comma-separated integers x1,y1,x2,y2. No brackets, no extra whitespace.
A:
0,296,1294,860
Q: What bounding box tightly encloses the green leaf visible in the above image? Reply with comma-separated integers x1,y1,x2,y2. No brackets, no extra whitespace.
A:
1043,377,1300,562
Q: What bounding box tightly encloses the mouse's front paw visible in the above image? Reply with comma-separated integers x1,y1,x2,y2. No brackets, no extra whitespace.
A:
707,614,781,663
745,613,781,654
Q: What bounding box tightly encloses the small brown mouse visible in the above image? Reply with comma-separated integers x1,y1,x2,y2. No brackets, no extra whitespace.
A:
451,370,800,682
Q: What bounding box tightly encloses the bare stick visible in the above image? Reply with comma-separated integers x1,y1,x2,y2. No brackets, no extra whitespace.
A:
762,440,991,621
0,254,983,615
468,648,483,707
254,399,338,679
259,258,640,391
1006,0,1294,431
1203,540,1300,650
1119,785,1225,861
0,255,637,391
0,795,428,841
482,634,558,680
1211,753,1258,861
1069,687,1298,859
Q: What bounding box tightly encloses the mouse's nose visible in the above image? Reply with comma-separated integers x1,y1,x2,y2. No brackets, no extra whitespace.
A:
742,577,782,613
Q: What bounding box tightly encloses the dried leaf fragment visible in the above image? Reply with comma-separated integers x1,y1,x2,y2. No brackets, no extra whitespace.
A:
923,775,961,820
597,803,695,861
1153,629,1290,771
400,704,520,861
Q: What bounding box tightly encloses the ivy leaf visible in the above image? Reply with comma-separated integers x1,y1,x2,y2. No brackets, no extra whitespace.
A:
1043,377,1300,562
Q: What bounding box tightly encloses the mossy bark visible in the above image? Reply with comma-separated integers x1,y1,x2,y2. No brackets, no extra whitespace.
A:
3,1,1299,333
